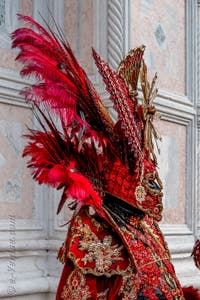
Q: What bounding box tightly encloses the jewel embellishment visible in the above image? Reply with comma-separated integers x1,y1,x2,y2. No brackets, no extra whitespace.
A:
135,185,146,203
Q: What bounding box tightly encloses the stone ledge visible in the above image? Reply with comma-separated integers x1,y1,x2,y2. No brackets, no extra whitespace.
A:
0,277,48,298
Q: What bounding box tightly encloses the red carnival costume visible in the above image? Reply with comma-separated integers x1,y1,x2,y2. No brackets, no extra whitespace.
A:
11,15,200,300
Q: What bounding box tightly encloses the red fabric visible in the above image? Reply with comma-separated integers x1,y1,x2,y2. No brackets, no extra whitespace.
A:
56,208,185,300
104,158,163,221
183,286,200,300
56,259,123,300
67,210,129,276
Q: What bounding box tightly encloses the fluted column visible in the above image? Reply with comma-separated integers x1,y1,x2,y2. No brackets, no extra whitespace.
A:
196,0,200,238
107,0,130,70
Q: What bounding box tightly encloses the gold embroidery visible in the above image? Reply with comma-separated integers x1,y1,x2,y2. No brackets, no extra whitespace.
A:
152,252,183,299
68,216,125,276
119,264,139,300
61,269,91,300
97,288,109,300
140,220,170,258
80,234,124,273
135,185,146,203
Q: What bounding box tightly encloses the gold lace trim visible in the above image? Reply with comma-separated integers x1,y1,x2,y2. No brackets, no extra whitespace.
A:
61,268,91,300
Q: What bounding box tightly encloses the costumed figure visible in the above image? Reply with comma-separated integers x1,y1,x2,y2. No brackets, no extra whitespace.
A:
11,15,200,300
192,239,200,270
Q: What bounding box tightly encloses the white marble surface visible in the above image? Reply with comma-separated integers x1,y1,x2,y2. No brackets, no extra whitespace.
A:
131,0,185,94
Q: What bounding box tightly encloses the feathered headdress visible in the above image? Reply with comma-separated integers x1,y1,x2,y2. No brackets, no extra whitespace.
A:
11,14,162,220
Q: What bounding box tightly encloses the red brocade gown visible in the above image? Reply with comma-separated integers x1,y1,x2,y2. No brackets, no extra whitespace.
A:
56,195,185,300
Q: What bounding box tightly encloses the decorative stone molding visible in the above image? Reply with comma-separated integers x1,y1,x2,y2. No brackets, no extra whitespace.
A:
0,67,30,108
0,0,19,48
155,90,195,123
107,0,123,69
0,237,48,298
0,278,49,298
186,1,197,104
107,0,130,69
196,0,200,238
93,0,108,60
183,1,198,241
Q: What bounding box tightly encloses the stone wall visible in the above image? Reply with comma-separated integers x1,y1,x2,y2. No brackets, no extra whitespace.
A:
0,0,199,299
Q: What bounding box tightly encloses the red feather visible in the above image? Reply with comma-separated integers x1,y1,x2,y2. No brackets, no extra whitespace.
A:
22,103,109,217
16,14,58,44
11,14,114,139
